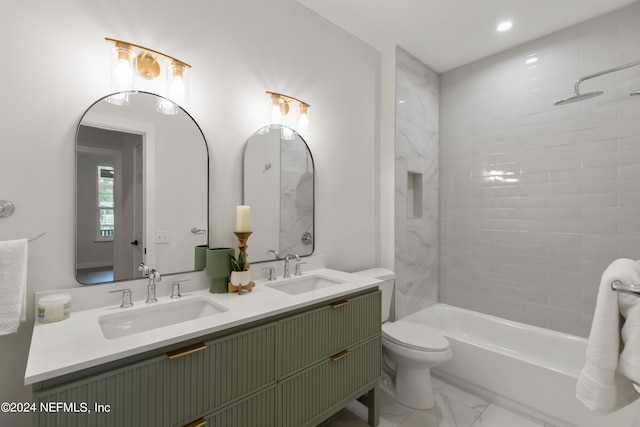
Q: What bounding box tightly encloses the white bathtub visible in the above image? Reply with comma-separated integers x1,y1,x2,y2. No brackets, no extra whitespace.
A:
402,303,640,427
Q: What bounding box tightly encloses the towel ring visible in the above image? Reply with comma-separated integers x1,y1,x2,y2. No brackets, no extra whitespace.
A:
29,232,46,242
611,280,640,298
0,200,15,218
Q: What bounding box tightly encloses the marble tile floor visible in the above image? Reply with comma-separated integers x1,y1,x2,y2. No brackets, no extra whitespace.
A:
320,377,554,427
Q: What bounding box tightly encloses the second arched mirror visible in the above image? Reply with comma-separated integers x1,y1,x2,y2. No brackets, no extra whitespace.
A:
243,125,314,262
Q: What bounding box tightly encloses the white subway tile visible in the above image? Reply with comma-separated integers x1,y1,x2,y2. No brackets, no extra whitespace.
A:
521,157,581,173
516,207,580,220
579,139,618,156
550,111,618,134
579,220,619,235
438,3,640,337
619,222,640,236
582,122,640,143
548,194,618,208
549,169,581,183
620,194,640,207
548,220,582,234
520,182,581,197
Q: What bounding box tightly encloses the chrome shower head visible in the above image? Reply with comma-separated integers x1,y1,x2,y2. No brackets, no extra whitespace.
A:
553,91,604,106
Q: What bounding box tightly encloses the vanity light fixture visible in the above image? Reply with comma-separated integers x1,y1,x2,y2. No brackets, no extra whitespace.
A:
105,38,191,112
266,91,311,136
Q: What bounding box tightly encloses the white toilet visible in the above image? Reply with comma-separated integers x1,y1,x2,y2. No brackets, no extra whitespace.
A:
356,268,453,410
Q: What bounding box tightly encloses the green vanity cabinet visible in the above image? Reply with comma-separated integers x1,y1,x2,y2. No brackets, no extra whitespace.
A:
32,288,381,427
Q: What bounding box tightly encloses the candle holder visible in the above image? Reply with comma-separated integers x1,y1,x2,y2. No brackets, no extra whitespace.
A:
228,231,255,295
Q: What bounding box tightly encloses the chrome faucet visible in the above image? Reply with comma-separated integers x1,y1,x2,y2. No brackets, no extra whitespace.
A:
146,269,161,303
283,254,300,278
138,262,150,277
267,249,280,260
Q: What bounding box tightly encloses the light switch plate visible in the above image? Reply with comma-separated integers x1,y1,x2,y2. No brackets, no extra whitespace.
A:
155,230,170,244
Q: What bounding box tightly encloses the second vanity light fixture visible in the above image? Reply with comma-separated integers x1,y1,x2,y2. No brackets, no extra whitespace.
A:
105,37,191,113
266,91,310,136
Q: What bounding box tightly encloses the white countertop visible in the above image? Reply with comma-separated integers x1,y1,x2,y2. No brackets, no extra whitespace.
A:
25,266,380,385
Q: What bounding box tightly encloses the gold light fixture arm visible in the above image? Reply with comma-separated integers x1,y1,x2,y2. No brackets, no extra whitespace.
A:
265,91,310,109
105,37,191,69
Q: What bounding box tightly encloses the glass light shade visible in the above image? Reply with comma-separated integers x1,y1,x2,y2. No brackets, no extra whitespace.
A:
166,63,189,106
281,126,295,140
110,45,136,92
105,92,130,106
271,102,282,124
156,97,178,115
298,104,310,137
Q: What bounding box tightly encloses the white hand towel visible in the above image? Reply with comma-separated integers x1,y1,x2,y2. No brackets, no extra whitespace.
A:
619,288,640,385
576,258,640,413
0,239,28,335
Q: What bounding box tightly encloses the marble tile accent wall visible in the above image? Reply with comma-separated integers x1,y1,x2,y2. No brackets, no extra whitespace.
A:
439,3,640,336
395,48,440,319
280,137,314,256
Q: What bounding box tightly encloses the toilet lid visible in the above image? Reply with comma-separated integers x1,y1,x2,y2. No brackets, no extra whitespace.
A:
382,321,449,352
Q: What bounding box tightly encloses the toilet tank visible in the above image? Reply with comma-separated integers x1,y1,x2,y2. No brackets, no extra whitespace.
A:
354,268,395,323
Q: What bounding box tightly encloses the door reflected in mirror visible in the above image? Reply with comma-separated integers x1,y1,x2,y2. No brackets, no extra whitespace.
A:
76,92,208,285
243,125,314,263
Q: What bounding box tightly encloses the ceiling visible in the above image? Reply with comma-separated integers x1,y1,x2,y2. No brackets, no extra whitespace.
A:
297,0,638,73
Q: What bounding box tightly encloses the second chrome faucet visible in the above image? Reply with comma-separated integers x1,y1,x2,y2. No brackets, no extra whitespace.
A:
139,262,161,303
283,254,300,278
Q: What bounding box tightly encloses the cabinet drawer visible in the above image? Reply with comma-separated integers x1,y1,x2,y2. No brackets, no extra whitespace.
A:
277,290,380,378
33,323,276,427
277,336,381,427
199,385,276,427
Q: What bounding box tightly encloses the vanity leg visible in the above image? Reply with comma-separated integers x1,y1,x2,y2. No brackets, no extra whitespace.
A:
367,385,379,426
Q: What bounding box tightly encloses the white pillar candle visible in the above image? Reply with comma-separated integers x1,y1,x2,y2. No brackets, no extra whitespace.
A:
236,205,251,232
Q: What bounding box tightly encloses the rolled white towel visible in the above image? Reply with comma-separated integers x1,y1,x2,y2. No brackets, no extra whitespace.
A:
576,258,640,413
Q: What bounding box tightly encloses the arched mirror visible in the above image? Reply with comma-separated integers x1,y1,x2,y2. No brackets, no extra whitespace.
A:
76,91,208,284
243,125,314,262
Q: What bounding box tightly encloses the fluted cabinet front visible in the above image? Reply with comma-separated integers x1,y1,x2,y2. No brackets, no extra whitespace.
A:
33,323,276,427
205,385,276,427
278,337,381,427
277,291,381,378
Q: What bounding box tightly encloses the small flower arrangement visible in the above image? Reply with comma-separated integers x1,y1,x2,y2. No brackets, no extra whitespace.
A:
229,252,248,272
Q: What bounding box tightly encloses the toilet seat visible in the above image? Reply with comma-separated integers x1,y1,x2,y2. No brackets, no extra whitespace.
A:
382,321,449,352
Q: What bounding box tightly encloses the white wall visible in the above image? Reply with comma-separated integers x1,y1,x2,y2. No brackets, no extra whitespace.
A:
0,1,379,425
76,149,114,268
440,2,640,336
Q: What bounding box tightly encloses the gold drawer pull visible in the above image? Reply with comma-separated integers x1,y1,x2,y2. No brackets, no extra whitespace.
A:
183,418,207,427
167,342,207,360
331,350,351,362
330,300,351,309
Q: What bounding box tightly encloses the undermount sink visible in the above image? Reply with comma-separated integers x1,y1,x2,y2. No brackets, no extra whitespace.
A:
266,274,345,295
98,298,227,339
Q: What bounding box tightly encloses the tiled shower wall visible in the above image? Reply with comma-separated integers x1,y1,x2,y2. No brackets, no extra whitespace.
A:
395,48,440,319
439,2,640,336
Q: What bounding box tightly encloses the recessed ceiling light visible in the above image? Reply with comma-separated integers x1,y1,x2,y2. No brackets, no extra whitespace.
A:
525,57,538,65
497,21,513,32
